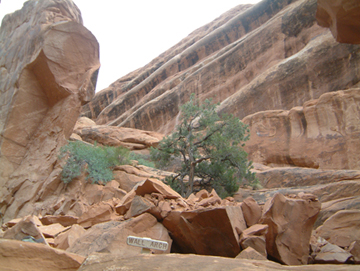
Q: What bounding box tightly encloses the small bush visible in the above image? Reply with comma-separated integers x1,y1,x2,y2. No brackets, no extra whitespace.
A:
59,141,130,184
129,152,155,168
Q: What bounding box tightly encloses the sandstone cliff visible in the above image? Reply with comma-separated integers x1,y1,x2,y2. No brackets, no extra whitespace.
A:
82,0,360,172
1,0,360,269
0,0,100,222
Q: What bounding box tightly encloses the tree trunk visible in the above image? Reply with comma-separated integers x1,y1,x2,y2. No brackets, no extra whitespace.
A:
186,161,195,198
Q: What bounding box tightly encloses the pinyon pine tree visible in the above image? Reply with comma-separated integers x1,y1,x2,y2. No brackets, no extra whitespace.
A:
150,94,256,198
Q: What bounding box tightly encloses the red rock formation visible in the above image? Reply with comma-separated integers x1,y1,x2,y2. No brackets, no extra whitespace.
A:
82,0,360,138
316,0,360,44
243,89,360,170
0,0,99,223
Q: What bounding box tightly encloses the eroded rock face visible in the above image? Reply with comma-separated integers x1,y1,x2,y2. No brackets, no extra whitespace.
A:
316,0,360,44
83,0,360,140
243,89,360,170
0,0,100,223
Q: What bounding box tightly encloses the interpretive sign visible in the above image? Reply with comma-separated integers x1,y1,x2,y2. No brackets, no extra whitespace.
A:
126,236,169,252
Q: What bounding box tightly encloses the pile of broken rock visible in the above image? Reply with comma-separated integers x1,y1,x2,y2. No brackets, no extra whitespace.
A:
1,177,359,270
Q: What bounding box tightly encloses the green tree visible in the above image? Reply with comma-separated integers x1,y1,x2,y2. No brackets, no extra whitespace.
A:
150,94,257,198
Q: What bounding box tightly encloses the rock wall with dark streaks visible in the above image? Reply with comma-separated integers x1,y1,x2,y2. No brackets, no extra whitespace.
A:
82,0,360,170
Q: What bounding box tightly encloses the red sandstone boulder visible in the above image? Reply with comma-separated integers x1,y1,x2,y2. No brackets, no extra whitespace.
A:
3,216,47,245
54,224,87,250
38,223,69,238
240,224,269,258
315,210,360,248
0,239,84,271
162,206,246,257
134,179,182,199
73,117,96,131
241,197,262,227
77,201,120,228
112,165,157,192
74,125,164,150
236,247,268,261
40,215,79,227
314,243,354,264
115,179,182,215
124,195,155,219
67,213,172,257
348,241,360,263
260,193,321,265
316,0,360,44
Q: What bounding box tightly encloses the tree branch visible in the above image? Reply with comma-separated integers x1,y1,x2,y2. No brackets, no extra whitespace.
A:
194,122,226,146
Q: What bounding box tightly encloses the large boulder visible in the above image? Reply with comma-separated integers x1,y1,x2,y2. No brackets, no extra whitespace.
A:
260,193,321,265
316,0,360,44
54,224,87,250
315,210,360,248
0,0,100,223
0,239,84,271
67,213,172,257
73,123,164,150
162,206,246,257
3,215,46,244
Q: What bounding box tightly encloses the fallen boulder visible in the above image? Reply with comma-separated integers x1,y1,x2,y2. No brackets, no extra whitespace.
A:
241,196,262,227
54,224,87,250
314,243,354,264
315,210,360,248
67,213,172,257
3,215,47,245
163,206,246,257
0,239,84,271
260,193,321,265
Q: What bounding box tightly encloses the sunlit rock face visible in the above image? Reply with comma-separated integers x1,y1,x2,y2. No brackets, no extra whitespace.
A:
0,0,100,222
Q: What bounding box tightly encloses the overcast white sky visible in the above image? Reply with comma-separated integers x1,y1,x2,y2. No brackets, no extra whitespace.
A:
1,0,261,91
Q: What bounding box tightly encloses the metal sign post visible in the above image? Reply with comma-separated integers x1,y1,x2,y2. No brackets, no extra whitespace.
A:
126,236,169,254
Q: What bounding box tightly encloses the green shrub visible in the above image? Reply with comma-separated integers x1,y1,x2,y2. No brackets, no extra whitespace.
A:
129,152,155,168
59,141,130,184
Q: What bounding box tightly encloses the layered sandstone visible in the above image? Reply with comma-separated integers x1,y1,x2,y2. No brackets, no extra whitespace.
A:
83,0,360,137
243,88,360,169
81,0,360,175
0,0,100,222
